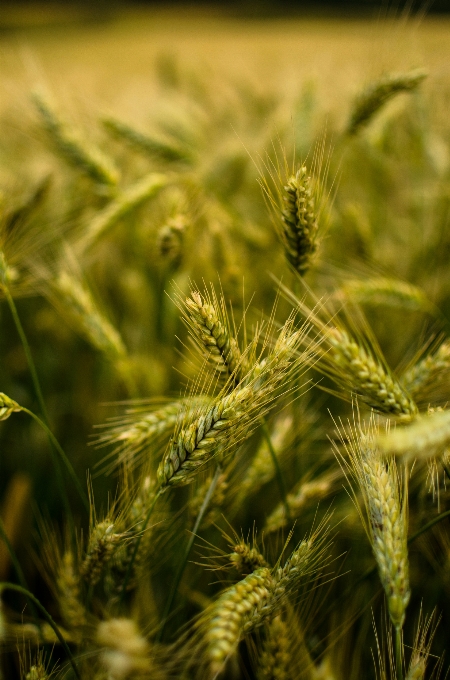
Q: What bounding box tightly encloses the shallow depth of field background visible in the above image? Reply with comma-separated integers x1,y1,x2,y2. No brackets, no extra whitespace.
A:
1,3,450,679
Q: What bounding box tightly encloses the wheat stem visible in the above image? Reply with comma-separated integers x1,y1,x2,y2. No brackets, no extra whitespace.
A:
0,519,40,626
119,488,162,602
261,421,291,522
157,465,222,642
0,583,81,679
4,289,49,426
22,408,89,512
395,625,403,680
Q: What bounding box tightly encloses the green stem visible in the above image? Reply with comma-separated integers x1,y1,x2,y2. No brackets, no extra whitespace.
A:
5,289,50,426
408,508,450,544
261,420,291,522
157,465,222,643
0,582,81,680
22,408,89,513
119,488,162,603
0,518,40,625
442,459,450,483
395,625,403,680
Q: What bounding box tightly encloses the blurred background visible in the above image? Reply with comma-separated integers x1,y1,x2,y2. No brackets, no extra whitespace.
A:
1,1,450,676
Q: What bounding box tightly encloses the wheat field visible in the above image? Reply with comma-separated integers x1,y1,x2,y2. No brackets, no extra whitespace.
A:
1,6,450,680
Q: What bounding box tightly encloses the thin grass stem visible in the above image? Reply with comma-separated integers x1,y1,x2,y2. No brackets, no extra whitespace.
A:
395,625,403,680
0,582,81,679
119,488,162,602
22,408,89,513
5,289,50,426
157,465,222,642
261,421,291,522
0,518,40,625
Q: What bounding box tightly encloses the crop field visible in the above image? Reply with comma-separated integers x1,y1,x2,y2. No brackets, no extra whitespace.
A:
1,6,450,679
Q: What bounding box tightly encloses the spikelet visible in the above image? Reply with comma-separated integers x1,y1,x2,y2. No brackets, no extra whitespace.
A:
106,476,157,593
77,172,169,253
80,519,123,587
338,416,410,629
338,278,431,312
347,69,428,134
229,540,268,576
400,341,450,400
182,288,247,382
377,409,450,461
327,327,417,420
157,322,307,488
256,615,291,680
0,392,22,421
205,520,330,677
405,611,437,680
33,92,118,187
103,116,190,162
96,397,210,471
280,166,319,276
97,618,151,680
56,549,87,638
265,471,340,534
25,665,48,680
206,567,274,676
54,271,126,360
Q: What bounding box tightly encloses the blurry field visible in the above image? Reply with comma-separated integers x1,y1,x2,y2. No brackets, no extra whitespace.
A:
1,7,450,123
2,6,450,680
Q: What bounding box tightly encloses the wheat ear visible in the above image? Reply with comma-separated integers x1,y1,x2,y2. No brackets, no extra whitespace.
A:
157,322,306,488
265,470,340,533
341,418,410,629
347,69,427,134
33,92,118,186
182,288,247,382
256,615,291,680
205,520,330,676
400,340,450,400
97,618,151,679
77,172,168,253
338,277,431,312
377,409,450,461
280,166,319,276
327,328,417,420
54,271,126,360
103,116,189,162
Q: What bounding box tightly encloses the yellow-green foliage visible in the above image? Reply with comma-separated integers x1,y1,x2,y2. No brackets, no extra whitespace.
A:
1,9,450,680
